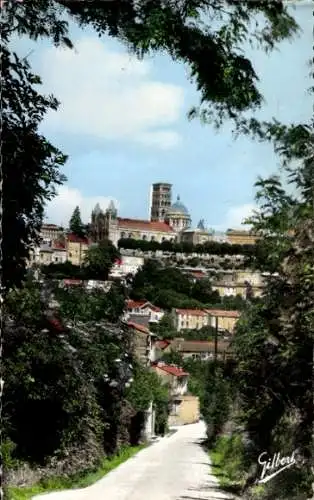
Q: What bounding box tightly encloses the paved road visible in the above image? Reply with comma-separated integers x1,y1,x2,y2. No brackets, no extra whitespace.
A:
33,421,236,500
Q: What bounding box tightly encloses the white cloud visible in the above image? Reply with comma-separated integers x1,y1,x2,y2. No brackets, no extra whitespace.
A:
45,186,119,226
213,203,258,231
39,38,184,149
137,130,181,149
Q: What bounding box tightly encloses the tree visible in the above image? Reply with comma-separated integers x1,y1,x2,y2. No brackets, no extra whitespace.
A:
150,312,177,339
1,42,66,290
231,124,314,497
4,1,298,132
83,241,120,280
191,279,216,304
69,206,85,237
55,285,125,324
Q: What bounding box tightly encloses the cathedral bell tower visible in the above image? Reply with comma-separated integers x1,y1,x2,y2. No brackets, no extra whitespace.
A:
104,200,119,247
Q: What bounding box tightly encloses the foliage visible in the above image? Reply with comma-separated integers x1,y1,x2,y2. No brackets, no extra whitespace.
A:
1,42,66,289
161,350,184,366
202,365,233,444
130,259,248,312
41,261,84,280
126,363,169,437
83,241,120,280
210,434,245,492
55,285,125,323
150,312,177,339
182,325,216,340
8,445,145,500
5,281,44,327
119,237,256,257
230,124,314,496
4,0,298,129
69,206,85,238
3,290,146,473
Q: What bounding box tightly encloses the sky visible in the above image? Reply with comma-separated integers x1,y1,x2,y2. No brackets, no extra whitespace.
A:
11,1,312,231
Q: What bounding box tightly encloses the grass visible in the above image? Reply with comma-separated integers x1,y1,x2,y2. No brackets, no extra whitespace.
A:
209,434,245,495
8,444,145,500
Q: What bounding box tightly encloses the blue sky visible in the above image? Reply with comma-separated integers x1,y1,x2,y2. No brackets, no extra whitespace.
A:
11,2,312,230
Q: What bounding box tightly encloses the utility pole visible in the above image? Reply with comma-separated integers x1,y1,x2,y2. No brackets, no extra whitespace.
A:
214,315,218,364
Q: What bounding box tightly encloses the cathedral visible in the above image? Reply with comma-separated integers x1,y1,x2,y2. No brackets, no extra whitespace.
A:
89,183,214,247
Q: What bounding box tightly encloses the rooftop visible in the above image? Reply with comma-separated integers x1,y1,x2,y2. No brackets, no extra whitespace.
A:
174,309,208,317
171,339,231,353
167,195,190,216
155,340,171,350
127,321,152,336
126,300,162,312
204,309,241,318
152,362,189,377
67,233,89,244
118,218,174,233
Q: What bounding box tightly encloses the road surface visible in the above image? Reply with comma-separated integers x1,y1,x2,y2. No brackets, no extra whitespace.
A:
33,421,237,500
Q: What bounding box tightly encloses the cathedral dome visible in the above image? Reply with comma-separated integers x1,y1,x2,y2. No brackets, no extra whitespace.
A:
167,195,189,216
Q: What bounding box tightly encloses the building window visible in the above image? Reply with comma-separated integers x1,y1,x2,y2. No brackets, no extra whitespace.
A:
121,231,126,238
128,233,133,238
142,234,147,240
151,236,155,241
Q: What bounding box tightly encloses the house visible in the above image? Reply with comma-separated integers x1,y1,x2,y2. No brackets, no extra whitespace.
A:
226,229,259,245
211,281,264,299
125,300,164,324
151,361,200,426
172,308,209,331
66,234,89,266
39,243,54,265
127,321,158,440
162,338,232,361
52,242,67,264
40,223,63,242
110,255,144,278
211,270,265,299
127,321,158,366
151,361,189,397
204,309,241,334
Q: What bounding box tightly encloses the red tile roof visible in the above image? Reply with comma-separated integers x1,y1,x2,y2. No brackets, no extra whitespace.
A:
127,300,148,309
155,340,171,350
175,309,208,317
190,271,206,277
127,321,150,335
126,300,162,312
152,362,189,377
67,233,89,244
205,309,240,318
53,241,66,250
118,218,174,233
63,279,83,286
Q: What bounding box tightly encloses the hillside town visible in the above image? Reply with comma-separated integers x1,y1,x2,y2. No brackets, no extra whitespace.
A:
2,2,312,500
20,183,268,443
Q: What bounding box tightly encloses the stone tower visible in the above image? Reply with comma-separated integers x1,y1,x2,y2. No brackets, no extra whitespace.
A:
90,203,106,243
104,200,119,246
150,182,172,222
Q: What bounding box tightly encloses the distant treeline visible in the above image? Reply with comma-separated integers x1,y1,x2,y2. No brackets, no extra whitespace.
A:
117,238,256,256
